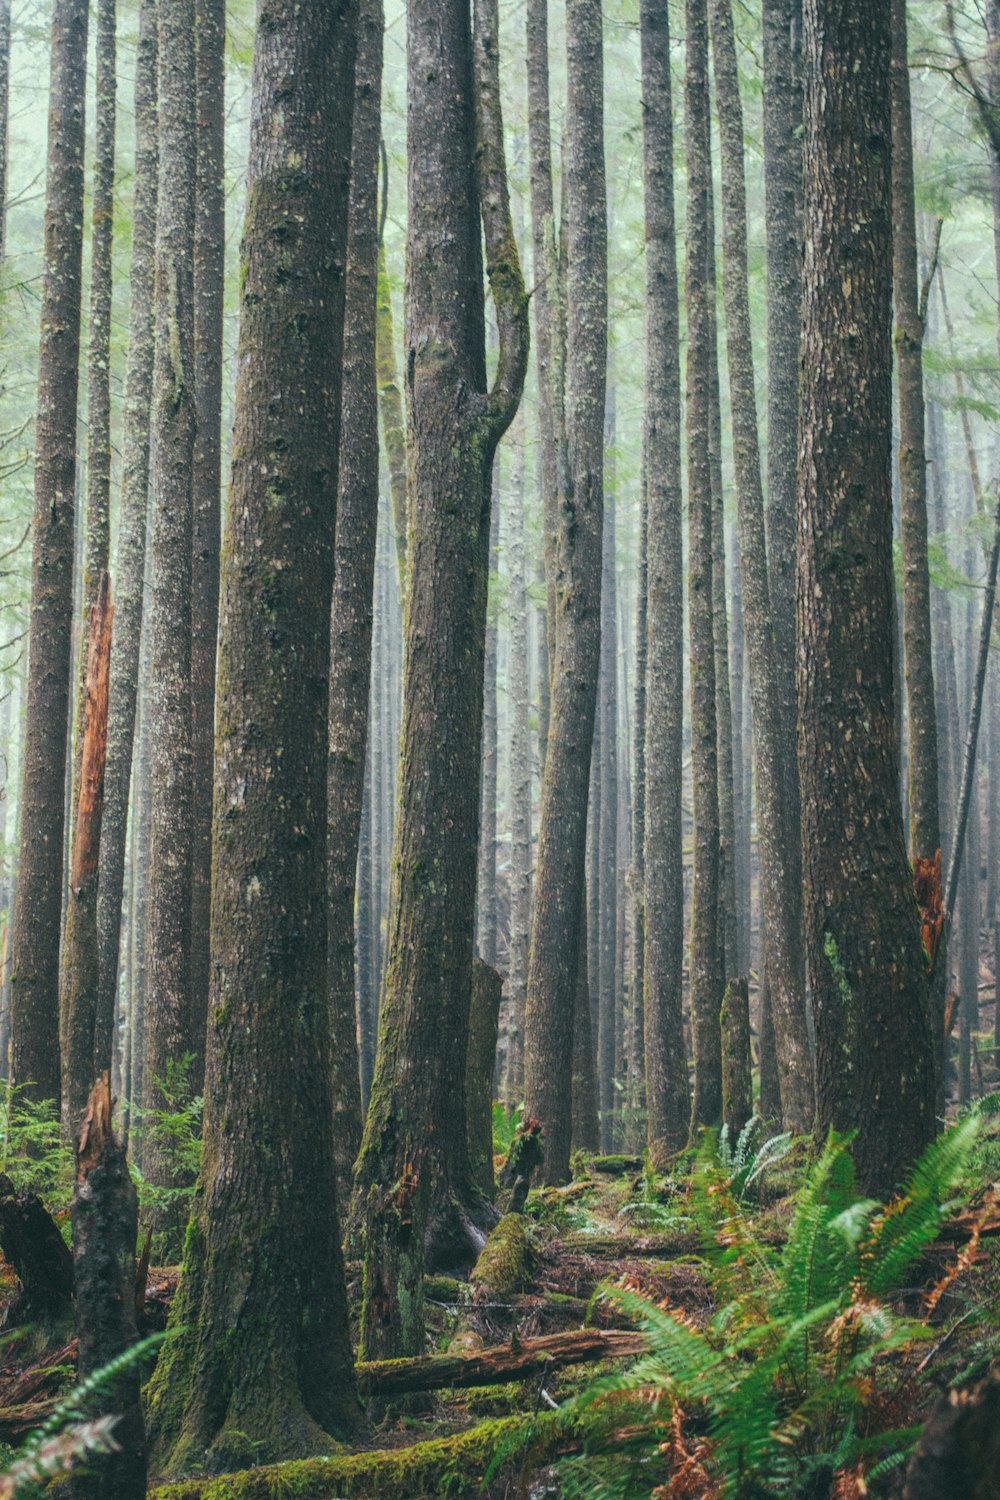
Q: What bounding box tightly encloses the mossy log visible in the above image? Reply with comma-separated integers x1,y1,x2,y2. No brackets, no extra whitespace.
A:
356,1327,644,1398
589,1154,644,1175
148,1413,561,1500
471,1213,532,1295
467,960,503,1200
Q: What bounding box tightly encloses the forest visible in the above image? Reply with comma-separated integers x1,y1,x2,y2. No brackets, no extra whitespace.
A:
0,0,999,1492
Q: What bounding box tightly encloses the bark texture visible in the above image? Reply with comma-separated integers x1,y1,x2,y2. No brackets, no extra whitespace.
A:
467,959,503,1200
143,0,361,1471
641,0,689,1161
9,0,89,1104
524,0,607,1184
797,0,934,1196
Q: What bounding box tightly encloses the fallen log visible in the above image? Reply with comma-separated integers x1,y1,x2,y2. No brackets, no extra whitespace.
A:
557,1231,703,1257
355,1326,645,1398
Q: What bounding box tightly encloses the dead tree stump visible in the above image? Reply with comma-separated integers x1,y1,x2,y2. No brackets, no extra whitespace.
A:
71,1075,147,1500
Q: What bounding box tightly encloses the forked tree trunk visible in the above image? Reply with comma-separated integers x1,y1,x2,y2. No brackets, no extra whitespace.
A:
354,0,528,1358
9,0,89,1106
641,0,689,1161
524,0,607,1184
797,0,934,1197
143,0,361,1471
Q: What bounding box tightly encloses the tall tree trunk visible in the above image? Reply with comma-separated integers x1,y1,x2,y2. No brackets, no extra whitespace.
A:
327,0,383,1212
506,417,531,1105
524,0,607,1185
9,0,89,1106
188,0,225,1091
375,236,407,585
641,0,689,1161
477,476,500,970
797,0,934,1197
710,0,814,1130
627,465,647,1118
142,0,197,1163
354,0,528,1357
598,382,618,1147
95,0,158,1079
685,0,722,1134
144,0,361,1470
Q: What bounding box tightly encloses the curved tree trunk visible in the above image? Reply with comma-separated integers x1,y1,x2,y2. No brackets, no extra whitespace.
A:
797,0,934,1197
641,0,688,1162
328,0,383,1211
9,0,90,1106
524,0,607,1184
354,0,528,1357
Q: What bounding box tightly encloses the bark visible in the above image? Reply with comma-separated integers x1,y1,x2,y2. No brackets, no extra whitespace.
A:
143,0,361,1471
597,383,619,1147
903,1367,1000,1500
797,0,934,1197
9,0,89,1106
188,0,225,1090
467,959,503,1200
0,1172,75,1336
711,0,814,1130
506,420,531,1104
627,469,647,1113
729,540,751,976
328,0,383,1213
62,577,114,1130
477,475,500,971
572,892,600,1152
720,975,753,1142
758,971,782,1124
375,235,407,585
95,0,157,1078
524,0,607,1185
685,0,722,1134
355,1330,645,1399
353,0,528,1358
357,739,376,1108
640,0,689,1162
142,0,197,1144
71,1077,147,1500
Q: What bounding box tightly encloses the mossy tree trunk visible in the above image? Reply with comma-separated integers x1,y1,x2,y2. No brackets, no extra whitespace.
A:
797,0,934,1197
143,0,361,1473
641,0,689,1162
328,0,384,1213
353,0,528,1359
524,0,607,1184
95,0,157,1080
9,0,89,1107
506,419,532,1105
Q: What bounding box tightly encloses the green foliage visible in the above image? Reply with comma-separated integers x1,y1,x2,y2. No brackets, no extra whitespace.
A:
0,1085,72,1210
491,1100,523,1158
129,1056,203,1262
523,1122,979,1498
715,1115,793,1202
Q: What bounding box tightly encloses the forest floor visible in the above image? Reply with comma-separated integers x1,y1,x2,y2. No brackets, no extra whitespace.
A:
1,1090,999,1498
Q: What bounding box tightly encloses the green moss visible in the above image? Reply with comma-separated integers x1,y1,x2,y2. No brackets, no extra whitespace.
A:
423,1275,468,1305
471,1214,532,1296
149,1414,554,1500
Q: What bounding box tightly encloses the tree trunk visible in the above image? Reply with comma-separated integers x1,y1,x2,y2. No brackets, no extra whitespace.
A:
572,893,600,1152
467,959,503,1200
375,238,407,585
721,975,753,1142
524,0,607,1185
9,0,89,1106
797,0,934,1197
142,0,197,1149
477,475,500,971
627,467,647,1118
506,419,532,1105
63,578,114,1130
143,0,361,1471
353,0,528,1358
685,0,722,1135
328,0,383,1214
641,0,689,1162
188,0,225,1092
95,0,158,1079
597,382,618,1148
711,0,814,1131
71,1077,147,1500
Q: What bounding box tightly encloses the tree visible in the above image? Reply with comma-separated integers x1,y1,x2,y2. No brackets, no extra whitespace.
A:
710,0,815,1130
685,0,723,1133
797,0,934,1197
142,0,198,1154
189,0,226,1087
9,0,89,1105
95,0,158,1082
143,0,361,1470
354,0,528,1357
524,0,607,1184
328,0,384,1207
641,0,689,1161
